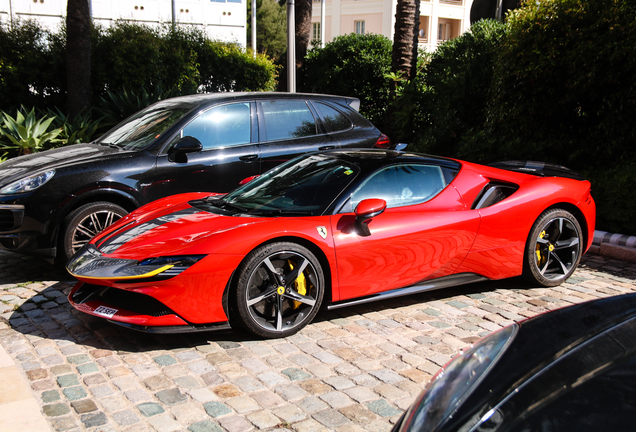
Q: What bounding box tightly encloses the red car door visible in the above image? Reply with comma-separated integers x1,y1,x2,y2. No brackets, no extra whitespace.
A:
330,164,480,302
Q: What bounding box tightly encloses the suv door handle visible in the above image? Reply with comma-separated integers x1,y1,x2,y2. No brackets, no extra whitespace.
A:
239,154,258,161
319,146,335,150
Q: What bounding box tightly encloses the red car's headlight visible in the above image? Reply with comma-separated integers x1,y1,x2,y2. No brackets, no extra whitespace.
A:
67,245,206,281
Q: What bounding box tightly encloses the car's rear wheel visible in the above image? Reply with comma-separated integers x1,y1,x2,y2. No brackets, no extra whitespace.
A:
62,202,128,262
234,242,324,338
524,209,583,287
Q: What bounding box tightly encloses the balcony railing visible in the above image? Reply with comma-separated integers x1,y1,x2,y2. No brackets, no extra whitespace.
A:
439,0,463,6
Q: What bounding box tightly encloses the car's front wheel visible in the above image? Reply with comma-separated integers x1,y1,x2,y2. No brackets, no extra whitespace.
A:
62,201,128,262
524,208,583,287
234,242,325,338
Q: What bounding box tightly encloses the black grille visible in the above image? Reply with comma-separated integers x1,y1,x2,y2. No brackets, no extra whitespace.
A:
0,209,16,230
73,284,176,317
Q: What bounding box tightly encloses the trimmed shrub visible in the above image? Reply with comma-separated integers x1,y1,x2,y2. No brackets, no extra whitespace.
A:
392,19,507,156
0,20,64,113
0,20,278,115
299,33,393,126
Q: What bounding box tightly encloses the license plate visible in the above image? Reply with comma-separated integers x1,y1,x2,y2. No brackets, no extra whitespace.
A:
94,305,118,318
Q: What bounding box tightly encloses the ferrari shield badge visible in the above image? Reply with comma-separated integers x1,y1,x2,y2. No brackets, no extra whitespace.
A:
317,226,328,239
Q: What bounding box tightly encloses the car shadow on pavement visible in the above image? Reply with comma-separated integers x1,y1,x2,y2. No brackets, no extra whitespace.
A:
1,251,634,355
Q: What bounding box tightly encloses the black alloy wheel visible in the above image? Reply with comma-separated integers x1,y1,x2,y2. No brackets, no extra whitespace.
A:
62,201,128,261
524,208,583,287
235,242,324,338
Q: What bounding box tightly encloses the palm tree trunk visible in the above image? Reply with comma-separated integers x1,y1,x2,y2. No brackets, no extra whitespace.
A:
295,0,312,69
66,0,91,118
392,0,420,79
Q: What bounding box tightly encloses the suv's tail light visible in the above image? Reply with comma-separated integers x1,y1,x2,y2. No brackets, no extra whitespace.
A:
373,134,391,149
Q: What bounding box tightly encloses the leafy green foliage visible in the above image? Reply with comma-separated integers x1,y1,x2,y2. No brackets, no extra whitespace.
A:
45,108,104,145
0,107,62,156
487,0,636,168
91,22,277,98
248,0,287,61
0,20,278,115
95,87,180,127
197,41,278,93
392,19,507,154
299,34,394,126
0,20,64,113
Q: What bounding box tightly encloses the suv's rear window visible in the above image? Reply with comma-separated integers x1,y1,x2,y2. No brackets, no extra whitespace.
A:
314,102,352,133
260,100,317,141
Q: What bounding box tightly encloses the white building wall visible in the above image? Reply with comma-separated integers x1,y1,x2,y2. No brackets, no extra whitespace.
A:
312,0,473,52
0,0,246,46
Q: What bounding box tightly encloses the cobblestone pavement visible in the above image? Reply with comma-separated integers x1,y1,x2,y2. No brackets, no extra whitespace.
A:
1,250,635,432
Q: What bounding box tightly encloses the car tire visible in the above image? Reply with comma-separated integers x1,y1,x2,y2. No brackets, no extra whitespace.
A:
524,208,583,287
234,242,325,338
62,202,128,262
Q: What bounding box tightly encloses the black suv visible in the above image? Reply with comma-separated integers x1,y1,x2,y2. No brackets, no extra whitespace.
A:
0,92,391,262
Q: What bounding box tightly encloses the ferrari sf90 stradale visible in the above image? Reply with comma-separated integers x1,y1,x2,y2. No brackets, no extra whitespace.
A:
67,150,595,338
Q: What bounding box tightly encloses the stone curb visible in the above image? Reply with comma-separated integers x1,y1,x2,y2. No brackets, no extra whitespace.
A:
590,230,636,264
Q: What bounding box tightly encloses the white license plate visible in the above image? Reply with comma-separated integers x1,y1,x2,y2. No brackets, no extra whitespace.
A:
94,305,118,318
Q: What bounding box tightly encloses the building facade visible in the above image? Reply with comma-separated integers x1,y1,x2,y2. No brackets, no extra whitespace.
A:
0,0,246,45
311,0,473,51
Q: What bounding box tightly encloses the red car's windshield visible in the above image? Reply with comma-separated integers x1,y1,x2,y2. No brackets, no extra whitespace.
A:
211,154,360,216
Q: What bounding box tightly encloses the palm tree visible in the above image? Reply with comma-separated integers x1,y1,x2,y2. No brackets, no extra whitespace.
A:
66,0,91,118
295,0,313,69
391,0,421,81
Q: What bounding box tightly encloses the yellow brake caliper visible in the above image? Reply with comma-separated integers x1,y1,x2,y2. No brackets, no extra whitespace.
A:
536,230,547,266
288,259,307,309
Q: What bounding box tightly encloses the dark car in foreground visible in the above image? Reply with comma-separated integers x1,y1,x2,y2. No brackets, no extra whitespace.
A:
67,149,594,338
0,92,390,262
393,292,636,432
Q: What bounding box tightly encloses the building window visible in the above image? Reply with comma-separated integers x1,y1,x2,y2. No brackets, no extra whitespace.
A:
438,23,451,41
355,20,365,35
312,22,321,41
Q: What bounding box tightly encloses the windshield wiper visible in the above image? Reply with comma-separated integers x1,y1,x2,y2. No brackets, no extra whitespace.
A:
206,197,248,213
97,142,122,149
251,209,314,216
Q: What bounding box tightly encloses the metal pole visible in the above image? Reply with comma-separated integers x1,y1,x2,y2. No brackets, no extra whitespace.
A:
320,0,325,48
252,0,257,55
287,0,296,92
172,0,176,25
495,0,503,20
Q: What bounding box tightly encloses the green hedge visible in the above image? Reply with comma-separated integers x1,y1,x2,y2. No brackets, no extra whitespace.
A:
299,33,393,126
0,20,277,114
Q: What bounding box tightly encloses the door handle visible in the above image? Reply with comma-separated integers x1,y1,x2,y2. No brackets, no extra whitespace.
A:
319,146,335,151
239,154,258,161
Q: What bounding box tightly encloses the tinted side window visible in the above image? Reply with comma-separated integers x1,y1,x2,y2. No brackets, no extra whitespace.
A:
344,164,447,212
261,100,316,141
314,102,352,133
182,103,251,150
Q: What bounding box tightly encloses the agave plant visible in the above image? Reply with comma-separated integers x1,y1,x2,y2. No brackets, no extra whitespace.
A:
45,107,105,145
0,107,62,156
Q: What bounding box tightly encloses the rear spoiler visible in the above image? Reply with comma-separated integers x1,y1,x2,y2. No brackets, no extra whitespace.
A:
489,161,585,181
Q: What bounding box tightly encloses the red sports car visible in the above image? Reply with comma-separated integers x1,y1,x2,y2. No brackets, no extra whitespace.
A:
67,150,595,338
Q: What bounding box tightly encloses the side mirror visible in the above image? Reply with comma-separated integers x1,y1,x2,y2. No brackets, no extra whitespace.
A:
168,136,202,162
239,175,260,186
354,198,387,236
395,143,408,151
